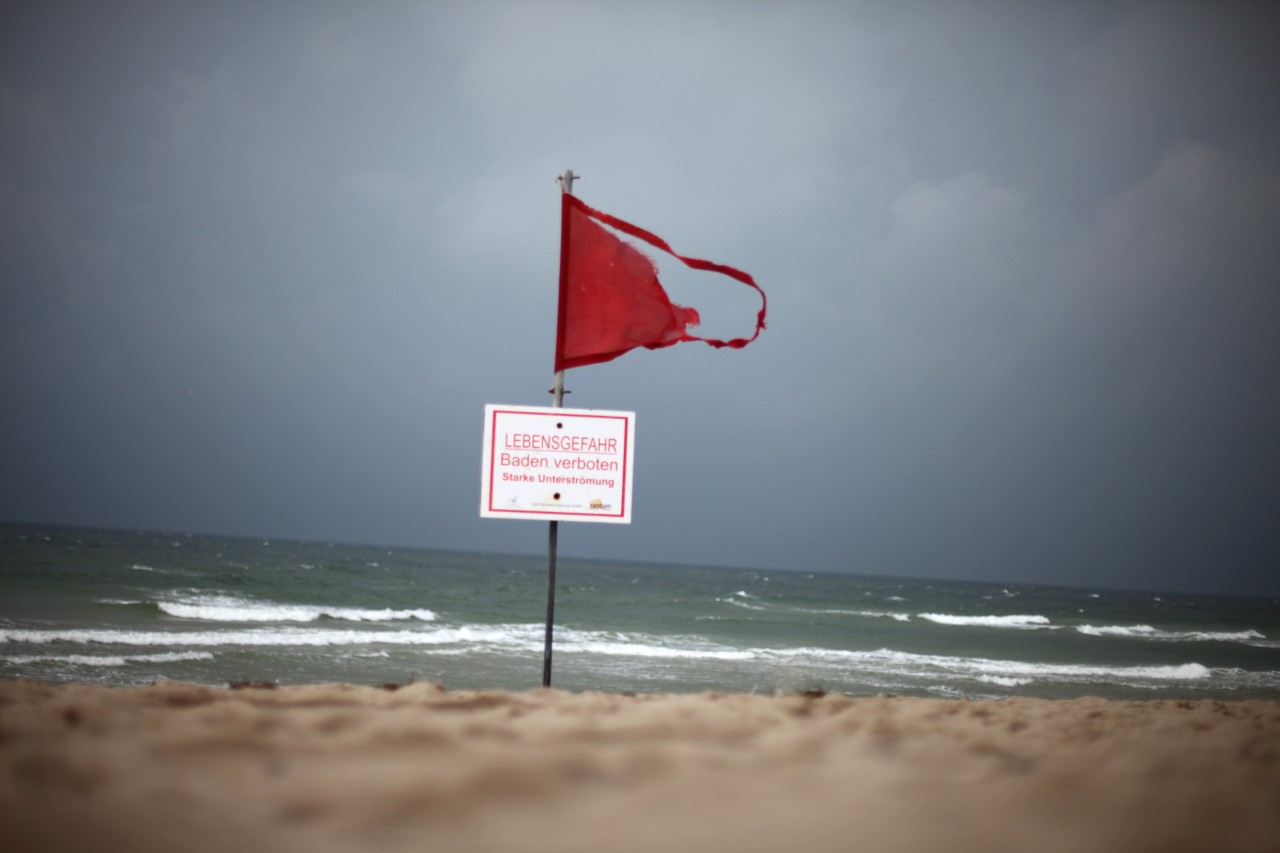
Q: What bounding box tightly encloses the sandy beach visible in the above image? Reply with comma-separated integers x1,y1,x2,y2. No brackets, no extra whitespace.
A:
2,680,1277,853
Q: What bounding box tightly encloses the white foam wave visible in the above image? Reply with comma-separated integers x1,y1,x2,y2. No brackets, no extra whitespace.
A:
555,629,753,661
3,627,464,648
756,646,1217,687
564,640,753,661
856,610,912,622
978,675,1032,688
718,591,768,611
5,625,1263,691
771,605,914,621
0,624,751,663
157,594,436,623
918,613,1053,629
2,651,214,667
807,609,911,622
1077,624,1267,643
719,592,911,622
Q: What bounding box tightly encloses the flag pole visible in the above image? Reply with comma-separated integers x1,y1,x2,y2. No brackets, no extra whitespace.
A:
544,169,577,688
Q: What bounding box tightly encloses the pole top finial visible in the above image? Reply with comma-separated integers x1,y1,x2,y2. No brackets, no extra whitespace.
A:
557,170,579,194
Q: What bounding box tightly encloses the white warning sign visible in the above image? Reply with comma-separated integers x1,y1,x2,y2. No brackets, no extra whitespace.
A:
480,404,634,524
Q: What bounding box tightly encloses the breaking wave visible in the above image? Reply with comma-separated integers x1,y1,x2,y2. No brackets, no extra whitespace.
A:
1077,624,1268,644
2,651,214,667
917,613,1053,629
149,594,437,623
4,624,1250,692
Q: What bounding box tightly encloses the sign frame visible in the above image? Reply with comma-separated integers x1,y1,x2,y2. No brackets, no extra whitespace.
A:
480,403,635,524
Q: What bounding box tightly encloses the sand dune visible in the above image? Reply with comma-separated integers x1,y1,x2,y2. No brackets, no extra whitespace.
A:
2,680,1277,852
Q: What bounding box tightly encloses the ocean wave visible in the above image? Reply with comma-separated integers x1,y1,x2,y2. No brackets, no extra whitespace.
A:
790,608,911,622
5,624,1268,692
718,591,768,611
777,605,913,621
978,675,1033,688
561,639,754,661
0,623,752,663
758,646,1218,688
1077,624,1267,643
843,610,912,622
154,594,436,624
917,613,1053,629
718,592,910,622
3,626,466,648
0,622,1216,688
2,651,214,667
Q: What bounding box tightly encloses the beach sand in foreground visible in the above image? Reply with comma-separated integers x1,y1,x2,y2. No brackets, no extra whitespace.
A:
2,680,1277,852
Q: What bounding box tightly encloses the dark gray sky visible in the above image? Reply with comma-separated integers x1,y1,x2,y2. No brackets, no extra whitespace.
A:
3,1,1278,597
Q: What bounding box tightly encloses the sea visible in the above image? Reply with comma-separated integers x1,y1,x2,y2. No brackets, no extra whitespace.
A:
3,523,1279,701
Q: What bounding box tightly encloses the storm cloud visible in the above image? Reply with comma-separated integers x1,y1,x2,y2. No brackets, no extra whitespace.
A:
3,1,1278,596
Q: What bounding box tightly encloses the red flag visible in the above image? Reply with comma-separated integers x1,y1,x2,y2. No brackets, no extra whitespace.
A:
554,193,766,371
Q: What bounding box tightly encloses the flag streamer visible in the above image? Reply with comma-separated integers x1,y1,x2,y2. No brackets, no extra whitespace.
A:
555,194,767,371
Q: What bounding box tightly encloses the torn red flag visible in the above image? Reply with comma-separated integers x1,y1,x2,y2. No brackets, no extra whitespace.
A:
554,193,767,372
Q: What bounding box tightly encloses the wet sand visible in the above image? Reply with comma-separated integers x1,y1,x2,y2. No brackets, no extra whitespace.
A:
2,679,1277,852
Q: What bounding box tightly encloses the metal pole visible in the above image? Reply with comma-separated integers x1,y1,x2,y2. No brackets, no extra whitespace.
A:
544,170,576,688
543,371,563,688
